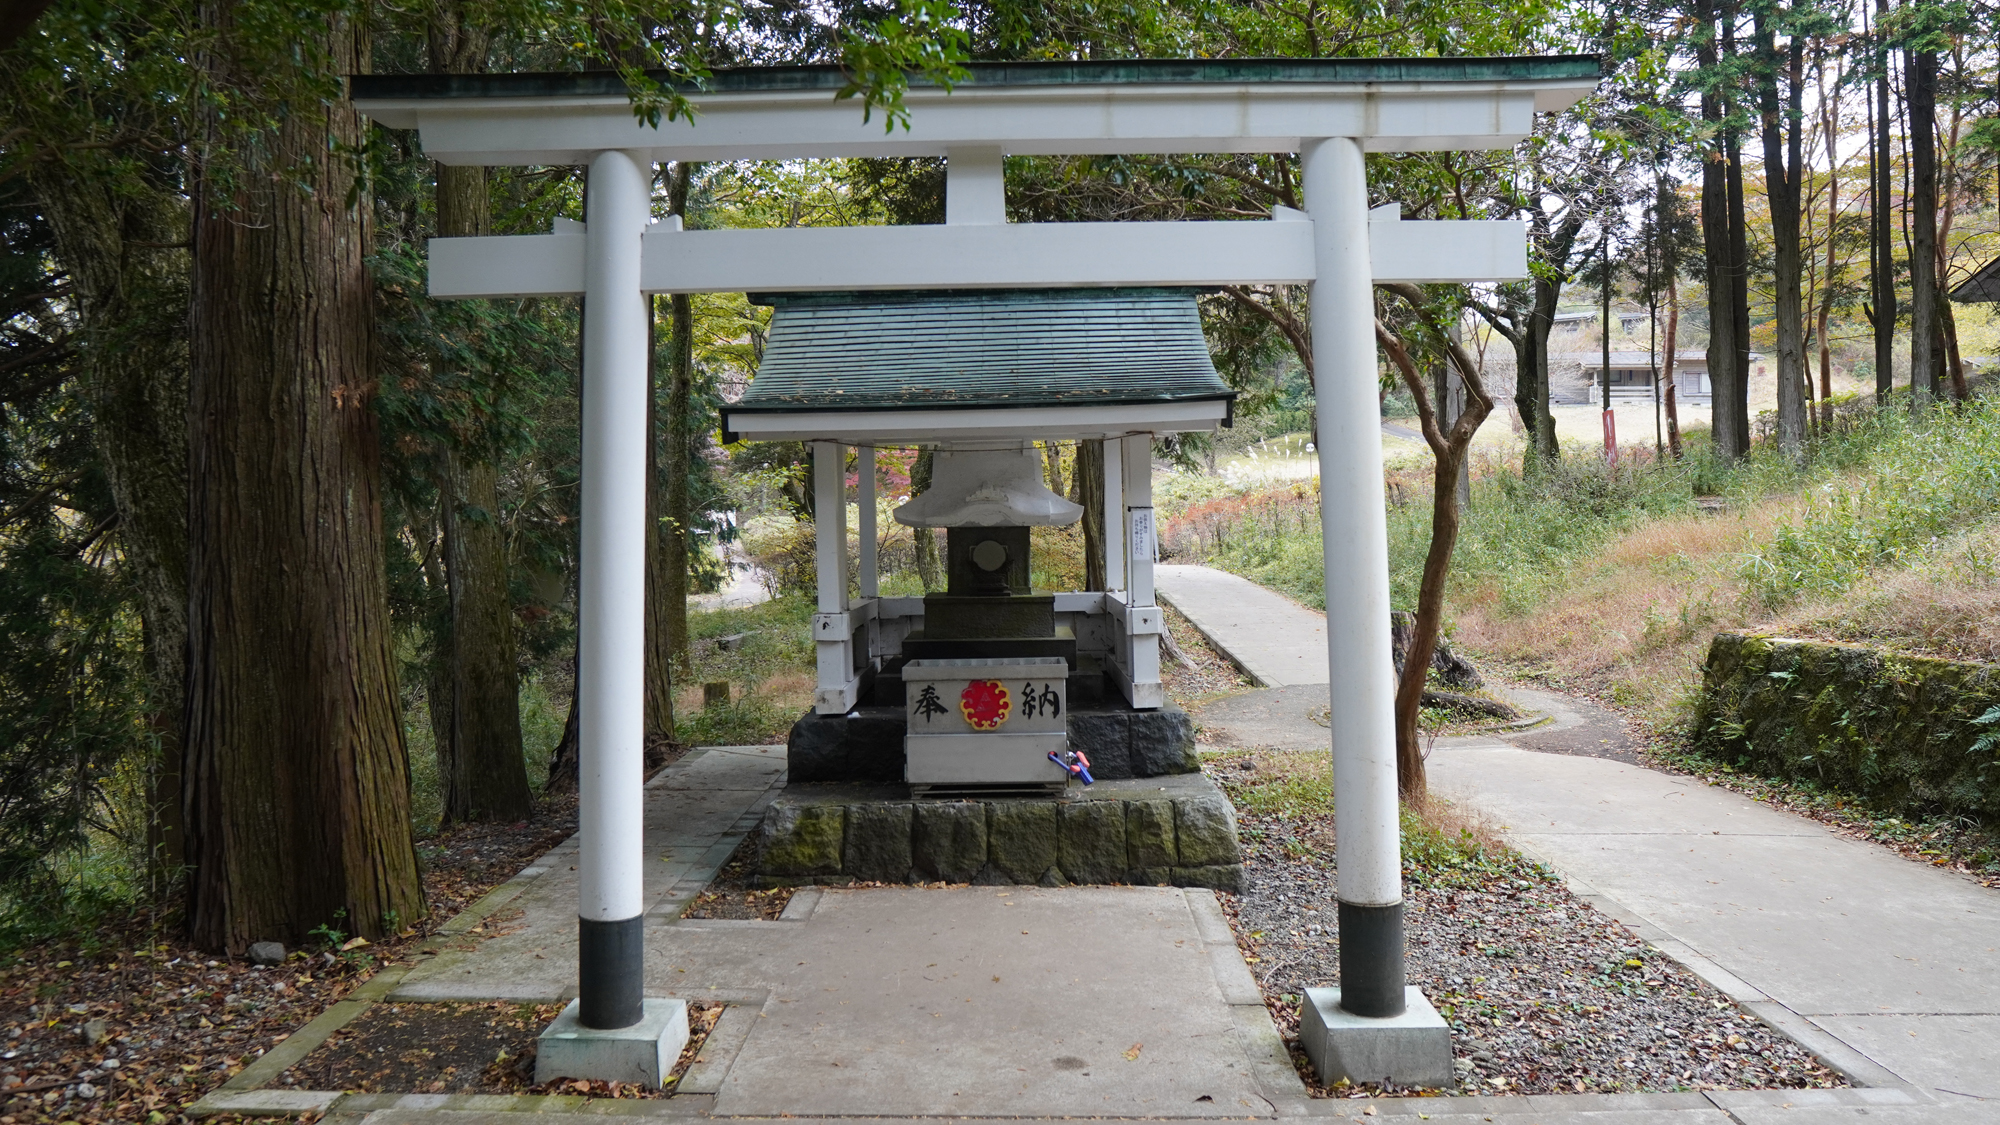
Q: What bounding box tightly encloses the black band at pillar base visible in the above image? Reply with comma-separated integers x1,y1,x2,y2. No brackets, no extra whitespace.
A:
1337,900,1406,1018
578,915,645,1029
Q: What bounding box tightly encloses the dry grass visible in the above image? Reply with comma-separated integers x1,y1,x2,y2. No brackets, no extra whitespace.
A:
1454,485,2000,725
1767,520,2000,664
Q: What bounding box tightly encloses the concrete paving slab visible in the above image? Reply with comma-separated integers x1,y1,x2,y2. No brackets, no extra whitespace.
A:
710,886,1277,1118
1803,1014,2000,1101
1157,564,1329,687
1429,744,2000,1019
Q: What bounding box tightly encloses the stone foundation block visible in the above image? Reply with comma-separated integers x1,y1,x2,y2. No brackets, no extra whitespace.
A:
986,801,1058,883
536,998,689,1088
842,802,914,882
912,801,987,883
1066,711,1132,779
1057,800,1127,884
1173,792,1243,867
1169,864,1243,893
1124,799,1177,868
785,709,904,783
1299,986,1452,1090
760,802,846,876
1131,705,1199,776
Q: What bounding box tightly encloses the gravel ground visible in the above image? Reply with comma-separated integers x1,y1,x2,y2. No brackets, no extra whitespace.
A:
1208,753,1844,1098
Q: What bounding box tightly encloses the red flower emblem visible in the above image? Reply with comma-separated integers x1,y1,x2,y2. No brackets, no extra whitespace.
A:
959,680,1011,731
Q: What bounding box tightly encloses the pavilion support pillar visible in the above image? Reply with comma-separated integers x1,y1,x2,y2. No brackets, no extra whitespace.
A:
1119,436,1161,709
1102,437,1125,592
539,148,690,1088
811,442,859,714
856,444,878,598
1296,135,1449,1087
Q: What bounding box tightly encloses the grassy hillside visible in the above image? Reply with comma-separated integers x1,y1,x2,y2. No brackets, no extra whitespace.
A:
1158,396,2000,727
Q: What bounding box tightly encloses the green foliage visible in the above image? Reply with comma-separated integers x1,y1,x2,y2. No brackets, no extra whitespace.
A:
0,183,152,916
1695,633,2000,825
1742,399,2000,606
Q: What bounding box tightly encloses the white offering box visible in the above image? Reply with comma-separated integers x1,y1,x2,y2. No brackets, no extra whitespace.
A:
902,657,1069,786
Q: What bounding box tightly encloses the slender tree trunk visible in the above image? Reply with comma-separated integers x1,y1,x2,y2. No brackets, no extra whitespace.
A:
1703,147,1743,461
1374,293,1494,801
664,290,695,655
911,445,940,589
1700,0,1748,461
1817,54,1840,428
1075,439,1105,590
1760,23,1807,456
1907,47,1942,406
185,4,424,950
31,172,191,875
438,453,531,822
422,0,528,826
1663,276,1683,459
660,162,696,667
1871,2,1896,404
644,295,678,740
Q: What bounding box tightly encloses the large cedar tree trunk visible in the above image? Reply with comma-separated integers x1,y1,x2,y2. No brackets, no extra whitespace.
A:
184,6,425,950
425,0,529,826
32,172,191,872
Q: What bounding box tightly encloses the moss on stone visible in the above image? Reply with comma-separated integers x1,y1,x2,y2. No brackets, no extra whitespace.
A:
1697,632,2000,822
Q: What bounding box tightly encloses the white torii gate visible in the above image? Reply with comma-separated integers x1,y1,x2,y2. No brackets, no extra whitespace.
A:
351,56,1598,1081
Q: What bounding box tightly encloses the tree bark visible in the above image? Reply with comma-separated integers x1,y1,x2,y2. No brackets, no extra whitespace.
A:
184,4,424,950
1699,0,1753,463
1870,1,1896,405
437,452,531,823
30,169,191,875
1759,20,1807,455
423,5,530,825
1907,47,1943,406
1075,439,1105,590
1663,275,1683,459
660,163,695,668
644,294,678,740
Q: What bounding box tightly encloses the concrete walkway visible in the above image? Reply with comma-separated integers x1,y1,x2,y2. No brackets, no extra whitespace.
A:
1157,564,1329,687
1156,563,2000,1113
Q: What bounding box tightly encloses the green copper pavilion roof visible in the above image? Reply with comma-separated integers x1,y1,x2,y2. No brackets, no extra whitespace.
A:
349,56,1602,101
726,289,1233,416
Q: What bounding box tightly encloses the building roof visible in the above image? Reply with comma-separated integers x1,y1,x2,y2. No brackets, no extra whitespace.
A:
720,289,1234,443
350,57,1602,102
1571,350,1710,368
1950,257,2000,303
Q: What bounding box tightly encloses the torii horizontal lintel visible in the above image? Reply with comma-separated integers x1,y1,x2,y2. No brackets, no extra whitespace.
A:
428,215,1527,299
351,58,1602,165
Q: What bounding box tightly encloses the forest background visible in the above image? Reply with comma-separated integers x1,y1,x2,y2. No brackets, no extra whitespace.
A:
0,0,1996,950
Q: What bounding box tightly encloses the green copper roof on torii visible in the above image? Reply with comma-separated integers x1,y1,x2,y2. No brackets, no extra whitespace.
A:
348,56,1603,101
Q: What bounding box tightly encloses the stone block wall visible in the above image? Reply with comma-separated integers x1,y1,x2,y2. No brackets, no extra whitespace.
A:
1697,632,2000,821
755,775,1243,891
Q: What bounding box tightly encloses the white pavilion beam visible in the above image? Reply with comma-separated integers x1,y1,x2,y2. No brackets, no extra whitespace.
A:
427,215,1527,299
357,82,1591,165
